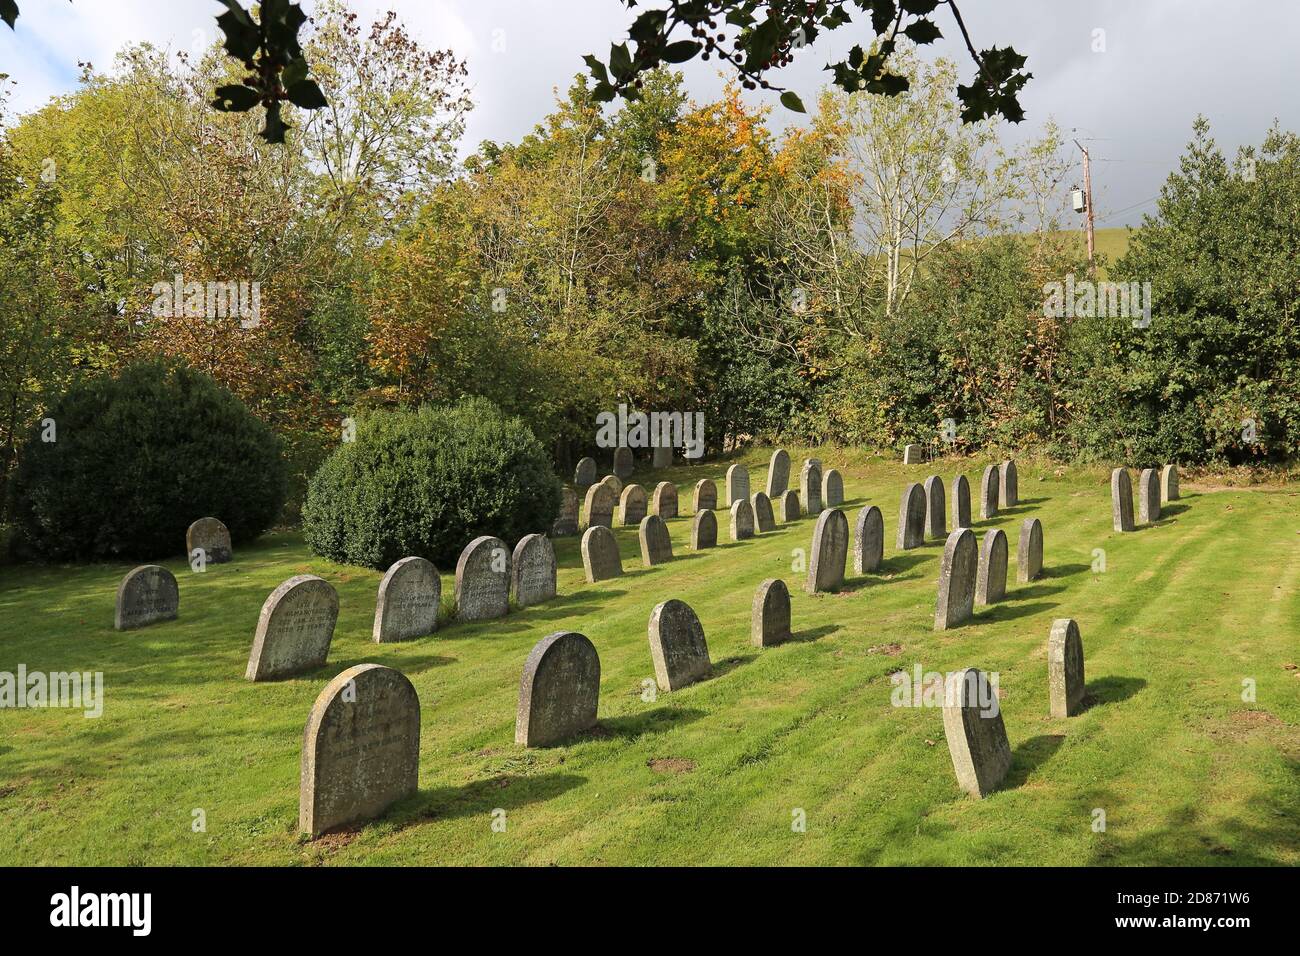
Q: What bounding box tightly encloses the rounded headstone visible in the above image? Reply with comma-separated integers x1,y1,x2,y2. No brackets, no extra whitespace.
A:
1161,463,1179,501
581,525,622,583
691,509,717,549
1111,467,1135,532
942,668,1011,798
619,483,648,527
822,468,844,508
766,449,791,498
115,565,179,631
186,517,232,564
583,482,615,530
601,474,623,499
652,481,679,519
750,491,776,532
612,446,634,480
647,599,712,692
853,505,883,573
729,499,755,540
455,536,510,622
515,631,601,747
1017,517,1043,583
950,474,972,530
693,479,717,513
903,443,922,465
800,459,823,516
639,514,673,566
778,489,801,523
999,460,1019,508
725,464,750,507
1138,468,1160,524
373,556,440,643
896,482,926,550
246,575,338,680
923,475,946,538
552,486,580,537
512,534,558,607
751,579,792,647
975,529,1007,606
806,507,849,594
979,464,1000,520
574,456,598,488
934,528,978,630
652,444,673,470
1048,618,1086,718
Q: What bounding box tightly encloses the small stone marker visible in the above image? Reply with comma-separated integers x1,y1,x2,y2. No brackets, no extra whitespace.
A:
300,663,419,838
613,446,634,480
766,449,791,497
652,481,678,519
800,459,823,516
934,529,978,630
652,444,673,469
574,456,597,488
779,489,800,522
975,530,1007,606
552,487,580,537
822,468,844,508
979,464,1000,520
730,499,755,540
942,668,1012,798
903,443,922,464
186,517,231,564
515,631,600,747
691,509,717,550
999,460,1019,508
1048,619,1086,718
726,464,750,507
455,536,510,621
639,514,673,566
601,473,623,499
246,575,338,681
950,474,972,529
853,505,884,573
511,534,557,607
693,479,717,513
115,565,179,631
1139,468,1160,523
619,483,648,526
896,482,926,550
806,508,849,594
583,482,615,530
1161,463,1179,501
751,579,792,647
373,557,440,643
648,599,712,691
750,491,776,532
580,526,622,582
1111,468,1135,532
1017,518,1044,583
923,475,946,538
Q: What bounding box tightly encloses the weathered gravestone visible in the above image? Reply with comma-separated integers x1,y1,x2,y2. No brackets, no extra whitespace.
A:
691,509,717,550
515,631,600,747
1111,467,1135,532
979,464,1000,520
613,446,634,480
299,663,419,838
896,482,926,550
693,479,717,513
822,468,845,508
639,514,673,566
652,481,678,519
800,459,823,516
601,473,623,499
975,529,1007,606
942,667,1011,798
619,484,648,526
750,491,776,532
583,482,615,530
923,475,946,538
1048,618,1086,718
455,536,510,622
726,464,750,507
1161,463,1179,501
652,444,673,469
903,443,922,464
853,505,884,573
511,534,557,607
779,489,800,522
751,578,792,647
246,575,338,680
115,565,179,631
551,487,580,537
999,460,1019,508
934,529,978,630
1139,468,1160,523
1017,518,1044,583
580,525,622,583
806,508,849,594
574,456,597,488
730,499,755,540
950,474,972,530
373,557,439,643
648,599,712,691
186,517,232,564
766,448,791,498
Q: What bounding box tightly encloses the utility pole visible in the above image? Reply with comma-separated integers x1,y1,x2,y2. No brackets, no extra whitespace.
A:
1074,139,1096,277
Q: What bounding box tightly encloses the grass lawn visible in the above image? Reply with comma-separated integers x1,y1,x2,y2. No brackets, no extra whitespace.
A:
1,449,1297,866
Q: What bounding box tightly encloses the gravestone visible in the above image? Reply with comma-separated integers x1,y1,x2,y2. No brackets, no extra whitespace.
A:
186,517,232,564
730,499,755,540
551,487,580,537
373,557,439,643
639,514,674,566
574,456,597,488
934,529,978,630
115,565,179,631
896,482,926,550
726,464,750,507
822,468,845,508
1048,618,1086,719
648,599,712,691
800,459,823,516
806,508,849,594
515,631,600,747
1017,518,1044,583
613,446,634,480
903,443,922,464
652,444,673,469
979,464,1000,520
751,578,792,647
619,484,648,526
923,475,946,538
246,575,338,681
511,534,557,607
583,482,615,530
300,663,419,838
455,536,510,622
779,489,801,523
1161,463,1179,501
975,529,1007,606
1111,468,1134,532
693,479,717,513
691,509,717,550
1139,468,1160,523
580,526,622,583
751,492,776,532
652,481,678,519
999,460,1019,508
950,474,972,530
601,473,623,499
942,668,1011,798
766,449,791,497
853,505,884,573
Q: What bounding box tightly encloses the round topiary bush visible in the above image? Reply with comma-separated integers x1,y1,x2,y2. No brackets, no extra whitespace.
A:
9,361,287,562
302,398,560,570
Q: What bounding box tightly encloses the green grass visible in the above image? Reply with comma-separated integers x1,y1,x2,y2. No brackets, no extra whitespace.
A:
1,449,1296,866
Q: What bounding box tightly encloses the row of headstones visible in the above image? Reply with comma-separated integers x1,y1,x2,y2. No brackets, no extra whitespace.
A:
1112,464,1178,531
894,460,1021,552
573,445,674,489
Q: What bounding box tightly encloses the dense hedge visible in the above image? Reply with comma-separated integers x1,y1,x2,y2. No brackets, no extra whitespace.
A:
302,397,560,570
9,361,287,561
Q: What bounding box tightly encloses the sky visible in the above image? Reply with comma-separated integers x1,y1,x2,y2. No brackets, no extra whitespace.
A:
1,0,1297,228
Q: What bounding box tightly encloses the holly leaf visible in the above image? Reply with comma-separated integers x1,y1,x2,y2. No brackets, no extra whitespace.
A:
780,91,806,113
259,101,289,143
662,40,701,63
903,19,942,44
211,84,260,113
0,0,19,30
286,79,326,110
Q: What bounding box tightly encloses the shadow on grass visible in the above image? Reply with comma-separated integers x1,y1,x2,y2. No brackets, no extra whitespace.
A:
403,772,588,824
877,553,931,575
711,653,757,678
1042,563,1091,579
1086,675,1147,708
789,624,841,643
594,706,707,740
1157,503,1190,519
1003,733,1066,790
977,600,1060,623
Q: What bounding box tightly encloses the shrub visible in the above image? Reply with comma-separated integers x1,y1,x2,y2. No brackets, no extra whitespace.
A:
302,397,560,570
9,361,287,561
